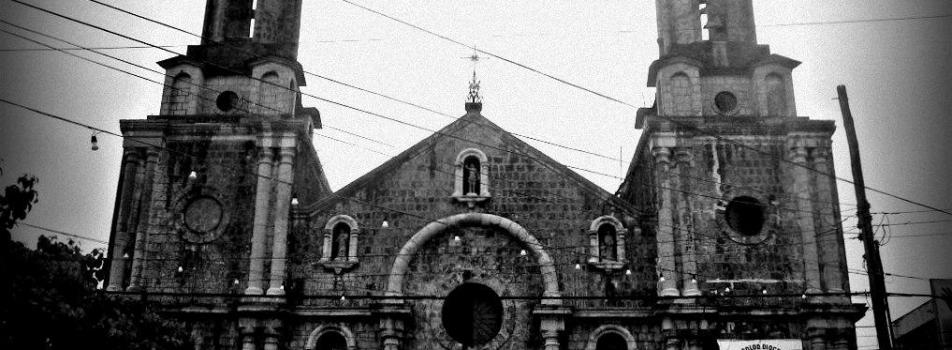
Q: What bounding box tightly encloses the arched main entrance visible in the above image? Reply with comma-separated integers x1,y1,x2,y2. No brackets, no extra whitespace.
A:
384,212,562,304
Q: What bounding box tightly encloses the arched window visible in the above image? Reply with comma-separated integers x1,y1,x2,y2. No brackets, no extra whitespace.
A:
596,333,628,350
258,71,282,114
598,224,617,261
669,73,693,116
306,326,356,350
314,332,347,350
331,222,350,259
765,73,786,116
169,73,192,115
585,325,636,350
453,148,490,203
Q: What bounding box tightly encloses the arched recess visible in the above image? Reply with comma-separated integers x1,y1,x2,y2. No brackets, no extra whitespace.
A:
385,212,561,305
321,215,360,263
764,73,786,116
305,325,357,350
452,148,491,199
588,216,627,267
668,72,693,116
584,325,637,350
168,72,192,115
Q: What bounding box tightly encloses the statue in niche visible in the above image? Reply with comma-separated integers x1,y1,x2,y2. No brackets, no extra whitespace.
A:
332,223,349,259
599,224,617,261
463,157,480,195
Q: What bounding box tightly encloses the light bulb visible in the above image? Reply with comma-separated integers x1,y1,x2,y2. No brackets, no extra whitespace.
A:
90,135,99,151
381,220,389,228
520,249,527,256
625,269,632,276
290,197,299,206
187,171,198,181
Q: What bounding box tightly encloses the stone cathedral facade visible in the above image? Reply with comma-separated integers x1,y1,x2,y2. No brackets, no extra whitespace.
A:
105,0,865,349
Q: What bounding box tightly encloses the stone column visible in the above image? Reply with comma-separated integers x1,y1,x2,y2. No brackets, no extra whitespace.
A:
588,229,599,263
380,317,404,350
790,145,822,295
616,228,627,262
676,149,700,296
127,148,159,291
347,226,359,262
542,330,560,350
809,336,827,350
263,335,279,350
813,147,845,295
107,150,141,291
653,147,680,297
321,229,332,261
245,148,274,294
267,147,295,295
241,333,256,350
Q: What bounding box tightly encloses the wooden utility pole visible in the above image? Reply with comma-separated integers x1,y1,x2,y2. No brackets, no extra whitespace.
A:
836,85,893,350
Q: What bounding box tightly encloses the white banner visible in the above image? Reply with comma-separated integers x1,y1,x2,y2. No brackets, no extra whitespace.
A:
717,339,803,350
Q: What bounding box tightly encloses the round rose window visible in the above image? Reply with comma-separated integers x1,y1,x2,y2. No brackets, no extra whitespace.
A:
441,283,503,346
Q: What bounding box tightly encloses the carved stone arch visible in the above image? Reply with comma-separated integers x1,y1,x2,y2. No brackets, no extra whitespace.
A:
588,216,627,269
305,324,357,350
321,215,360,268
452,148,491,200
585,325,637,350
384,212,560,304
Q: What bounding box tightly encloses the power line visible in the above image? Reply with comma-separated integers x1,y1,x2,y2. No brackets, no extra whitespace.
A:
0,44,184,52
335,0,952,217
83,0,623,163
18,222,109,245
760,13,952,28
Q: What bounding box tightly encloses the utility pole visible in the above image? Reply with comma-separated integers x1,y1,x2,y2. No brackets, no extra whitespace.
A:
837,85,893,350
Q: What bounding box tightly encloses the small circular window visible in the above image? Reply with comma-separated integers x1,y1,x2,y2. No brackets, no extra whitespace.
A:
714,91,738,114
216,91,240,112
725,196,766,236
442,283,503,346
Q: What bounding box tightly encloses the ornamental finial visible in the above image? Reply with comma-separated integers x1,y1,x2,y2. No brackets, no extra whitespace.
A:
467,70,482,104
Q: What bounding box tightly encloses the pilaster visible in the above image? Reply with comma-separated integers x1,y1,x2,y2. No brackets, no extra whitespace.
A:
245,146,274,295
127,148,160,291
653,146,680,297
789,143,822,295
266,146,296,295
107,150,142,291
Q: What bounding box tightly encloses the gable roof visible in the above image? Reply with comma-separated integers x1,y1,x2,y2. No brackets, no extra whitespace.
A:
305,109,625,213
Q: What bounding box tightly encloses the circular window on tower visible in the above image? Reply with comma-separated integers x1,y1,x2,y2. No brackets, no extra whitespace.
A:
216,91,240,112
713,91,738,115
724,196,766,237
441,283,504,347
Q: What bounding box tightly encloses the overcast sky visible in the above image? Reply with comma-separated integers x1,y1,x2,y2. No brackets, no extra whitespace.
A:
1,1,950,348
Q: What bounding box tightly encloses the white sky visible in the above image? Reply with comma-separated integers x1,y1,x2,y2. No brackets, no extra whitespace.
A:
1,1,951,348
